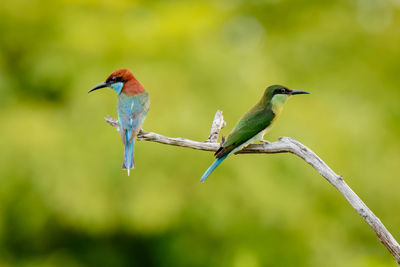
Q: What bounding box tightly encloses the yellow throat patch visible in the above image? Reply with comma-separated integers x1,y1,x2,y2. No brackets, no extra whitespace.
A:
271,94,289,116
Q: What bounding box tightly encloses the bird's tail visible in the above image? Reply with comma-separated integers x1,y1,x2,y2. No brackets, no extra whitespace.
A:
200,155,228,182
122,130,135,175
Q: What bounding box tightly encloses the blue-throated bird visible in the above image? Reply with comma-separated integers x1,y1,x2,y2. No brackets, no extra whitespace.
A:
201,85,309,182
89,69,150,175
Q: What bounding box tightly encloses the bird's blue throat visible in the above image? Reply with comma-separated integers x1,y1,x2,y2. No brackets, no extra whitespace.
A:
111,82,124,94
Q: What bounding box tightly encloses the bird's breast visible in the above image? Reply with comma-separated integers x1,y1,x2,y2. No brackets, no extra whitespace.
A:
117,92,150,129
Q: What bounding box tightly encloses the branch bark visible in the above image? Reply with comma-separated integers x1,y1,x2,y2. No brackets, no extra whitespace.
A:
104,111,400,265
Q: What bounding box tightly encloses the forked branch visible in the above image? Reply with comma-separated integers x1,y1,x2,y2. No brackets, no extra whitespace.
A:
104,111,400,265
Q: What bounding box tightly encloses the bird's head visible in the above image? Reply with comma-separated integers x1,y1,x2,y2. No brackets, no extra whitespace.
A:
263,85,309,106
89,69,137,95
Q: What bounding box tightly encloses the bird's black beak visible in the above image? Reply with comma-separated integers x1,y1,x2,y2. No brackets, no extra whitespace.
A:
290,89,310,95
88,82,109,93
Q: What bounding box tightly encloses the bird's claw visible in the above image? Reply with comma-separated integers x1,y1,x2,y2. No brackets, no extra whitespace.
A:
220,136,225,145
138,128,148,136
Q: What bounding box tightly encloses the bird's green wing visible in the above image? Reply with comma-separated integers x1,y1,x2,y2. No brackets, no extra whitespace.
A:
215,105,275,158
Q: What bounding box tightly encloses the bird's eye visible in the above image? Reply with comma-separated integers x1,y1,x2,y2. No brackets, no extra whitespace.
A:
273,88,287,95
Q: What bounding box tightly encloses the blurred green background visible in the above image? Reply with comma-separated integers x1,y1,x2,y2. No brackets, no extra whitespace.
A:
1,0,400,266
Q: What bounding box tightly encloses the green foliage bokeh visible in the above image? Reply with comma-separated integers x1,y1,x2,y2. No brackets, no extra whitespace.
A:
0,0,399,266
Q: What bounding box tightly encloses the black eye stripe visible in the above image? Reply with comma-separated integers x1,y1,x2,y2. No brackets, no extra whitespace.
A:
109,76,124,83
273,88,286,95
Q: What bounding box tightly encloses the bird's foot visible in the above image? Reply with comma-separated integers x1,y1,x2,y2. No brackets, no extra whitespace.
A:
139,128,148,135
259,139,271,144
220,136,225,145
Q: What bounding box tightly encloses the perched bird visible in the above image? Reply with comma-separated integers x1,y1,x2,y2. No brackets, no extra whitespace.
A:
201,85,309,182
89,69,150,175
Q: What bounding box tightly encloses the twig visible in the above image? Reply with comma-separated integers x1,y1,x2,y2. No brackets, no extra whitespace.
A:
104,111,400,265
205,110,226,143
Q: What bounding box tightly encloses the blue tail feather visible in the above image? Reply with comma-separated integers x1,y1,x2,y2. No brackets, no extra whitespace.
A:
200,155,228,182
123,130,135,173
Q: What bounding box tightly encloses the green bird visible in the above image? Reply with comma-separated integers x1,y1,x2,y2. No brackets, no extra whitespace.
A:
201,85,309,182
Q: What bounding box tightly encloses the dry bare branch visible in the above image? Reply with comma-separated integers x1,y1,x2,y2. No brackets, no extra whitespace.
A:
104,111,400,265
